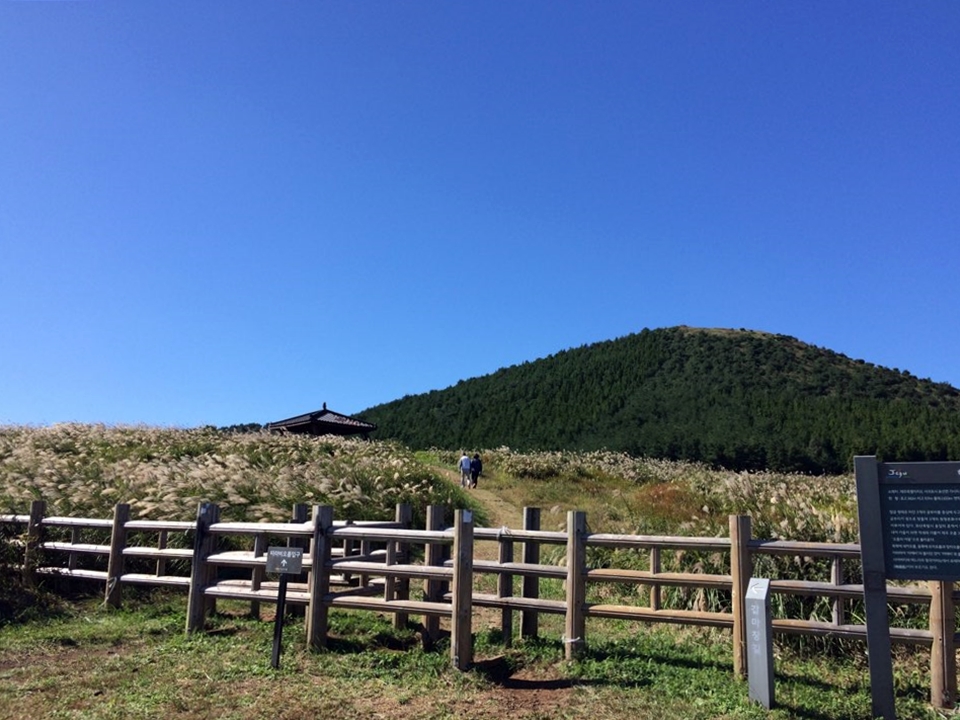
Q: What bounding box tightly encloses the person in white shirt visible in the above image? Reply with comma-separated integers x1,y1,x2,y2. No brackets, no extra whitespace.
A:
458,452,472,488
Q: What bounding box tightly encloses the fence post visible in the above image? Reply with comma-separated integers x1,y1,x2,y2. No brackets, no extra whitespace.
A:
155,529,169,577
250,532,267,620
104,503,130,609
650,547,661,610
289,503,309,617
307,505,334,650
831,555,845,627
730,514,752,680
929,580,957,709
393,503,412,630
521,507,541,640
565,510,588,660
422,505,445,649
498,529,514,646
185,502,220,633
451,509,474,670
68,527,81,573
22,500,46,589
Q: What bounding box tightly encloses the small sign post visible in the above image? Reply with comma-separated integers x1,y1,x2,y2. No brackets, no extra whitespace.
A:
746,577,774,709
266,546,303,669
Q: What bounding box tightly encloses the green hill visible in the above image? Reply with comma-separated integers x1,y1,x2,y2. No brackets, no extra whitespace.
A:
358,326,960,474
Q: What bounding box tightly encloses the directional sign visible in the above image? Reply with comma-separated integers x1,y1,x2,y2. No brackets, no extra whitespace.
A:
266,546,303,575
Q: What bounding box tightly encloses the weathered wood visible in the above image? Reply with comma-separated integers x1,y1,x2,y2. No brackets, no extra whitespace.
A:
521,507,541,639
393,503,412,630
586,603,731,627
306,505,334,650
42,542,110,555
121,573,191,587
68,527,82,572
422,505,445,648
565,510,587,660
930,580,957,709
41,516,112,529
250,532,267,619
730,514,752,680
155,529,169,577
498,530,514,645
105,503,131,608
23,500,46,588
185,502,220,633
831,556,845,626
588,532,732,552
649,547,661,610
451,509,474,670
587,567,730,588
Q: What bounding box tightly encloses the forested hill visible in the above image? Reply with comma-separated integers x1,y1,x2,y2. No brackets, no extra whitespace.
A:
357,327,960,474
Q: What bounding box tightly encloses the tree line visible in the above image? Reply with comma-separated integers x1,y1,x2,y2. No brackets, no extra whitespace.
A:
357,327,960,474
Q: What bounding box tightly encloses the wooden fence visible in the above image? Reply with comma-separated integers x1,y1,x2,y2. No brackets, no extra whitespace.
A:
1,500,956,708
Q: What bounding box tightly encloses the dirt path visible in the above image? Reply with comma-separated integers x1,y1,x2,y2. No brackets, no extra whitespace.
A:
437,468,524,560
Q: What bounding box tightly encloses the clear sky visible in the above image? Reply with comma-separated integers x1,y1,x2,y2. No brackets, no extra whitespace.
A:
2,2,958,428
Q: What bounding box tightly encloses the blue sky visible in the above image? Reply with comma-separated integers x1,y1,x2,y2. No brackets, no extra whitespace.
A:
2,2,958,427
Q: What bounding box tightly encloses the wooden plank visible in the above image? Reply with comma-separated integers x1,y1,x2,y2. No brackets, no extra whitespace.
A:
451,509,474,670
42,517,113,529
0,514,29,524
209,521,312,536
124,520,195,532
23,500,45,589
36,568,108,581
498,531,514,646
471,593,567,614
205,584,312,604
585,603,732,628
186,502,220,633
474,527,568,545
393,502,412,630
471,559,566,579
422,505,445,648
565,510,587,660
930,580,957,708
749,539,862,558
306,505,333,650
587,532,732,552
332,561,453,580
326,594,453,617
121,573,191,587
587,568,731,588
105,503,131,608
332,526,454,544
122,547,194,559
521,507,541,640
42,542,110,555
729,514,752,680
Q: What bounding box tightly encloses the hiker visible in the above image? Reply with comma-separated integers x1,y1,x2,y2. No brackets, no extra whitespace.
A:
458,452,472,488
470,453,482,488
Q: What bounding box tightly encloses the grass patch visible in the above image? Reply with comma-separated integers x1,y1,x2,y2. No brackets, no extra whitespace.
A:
0,595,950,720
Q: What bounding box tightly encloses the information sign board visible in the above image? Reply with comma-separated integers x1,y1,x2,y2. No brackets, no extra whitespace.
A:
877,462,960,580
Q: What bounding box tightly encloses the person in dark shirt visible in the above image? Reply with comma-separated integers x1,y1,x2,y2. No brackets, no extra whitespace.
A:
469,453,482,488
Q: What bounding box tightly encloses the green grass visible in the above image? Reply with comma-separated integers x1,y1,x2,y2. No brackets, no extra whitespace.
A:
0,591,950,720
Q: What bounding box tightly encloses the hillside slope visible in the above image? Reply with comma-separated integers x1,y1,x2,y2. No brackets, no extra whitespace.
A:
358,327,960,474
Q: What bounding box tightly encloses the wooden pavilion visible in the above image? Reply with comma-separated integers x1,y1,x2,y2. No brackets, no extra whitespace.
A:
265,403,377,438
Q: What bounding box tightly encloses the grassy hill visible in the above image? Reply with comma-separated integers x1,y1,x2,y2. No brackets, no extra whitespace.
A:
358,326,960,474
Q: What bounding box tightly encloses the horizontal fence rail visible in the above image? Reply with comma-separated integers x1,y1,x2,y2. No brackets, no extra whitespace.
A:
1,500,956,708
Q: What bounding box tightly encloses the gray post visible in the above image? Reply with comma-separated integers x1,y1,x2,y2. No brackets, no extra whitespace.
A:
854,456,897,720
746,577,774,709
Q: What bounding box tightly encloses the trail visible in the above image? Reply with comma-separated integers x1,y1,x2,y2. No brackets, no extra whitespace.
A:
436,466,523,561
